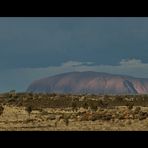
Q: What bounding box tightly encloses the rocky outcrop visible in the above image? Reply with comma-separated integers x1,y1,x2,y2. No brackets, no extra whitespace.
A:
27,71,148,94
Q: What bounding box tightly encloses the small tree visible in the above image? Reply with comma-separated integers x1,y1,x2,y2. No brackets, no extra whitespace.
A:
54,115,63,127
99,100,108,108
25,106,32,118
126,101,134,110
64,118,69,126
10,90,16,94
134,106,141,114
82,102,89,109
90,103,98,112
0,105,4,116
9,90,16,98
71,101,77,112
54,120,58,127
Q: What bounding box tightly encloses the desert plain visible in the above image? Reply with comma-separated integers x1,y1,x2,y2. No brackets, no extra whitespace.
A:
0,92,148,131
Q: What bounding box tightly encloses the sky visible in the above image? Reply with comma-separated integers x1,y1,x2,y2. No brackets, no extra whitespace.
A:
0,17,148,92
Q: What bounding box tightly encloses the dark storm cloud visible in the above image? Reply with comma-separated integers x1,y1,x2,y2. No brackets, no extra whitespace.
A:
0,17,148,69
0,17,148,92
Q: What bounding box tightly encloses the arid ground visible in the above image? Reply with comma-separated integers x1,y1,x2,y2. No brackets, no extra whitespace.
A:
0,92,148,131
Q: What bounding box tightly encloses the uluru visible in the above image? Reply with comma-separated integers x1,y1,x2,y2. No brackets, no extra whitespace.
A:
26,71,148,94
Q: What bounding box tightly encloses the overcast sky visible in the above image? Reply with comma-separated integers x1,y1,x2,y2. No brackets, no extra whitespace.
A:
0,17,148,92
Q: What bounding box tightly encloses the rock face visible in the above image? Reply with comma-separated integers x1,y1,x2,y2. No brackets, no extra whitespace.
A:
26,71,148,94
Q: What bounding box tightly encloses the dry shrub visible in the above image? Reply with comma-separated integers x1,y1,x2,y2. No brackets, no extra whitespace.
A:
134,106,141,114
25,106,32,117
126,101,134,110
0,105,4,116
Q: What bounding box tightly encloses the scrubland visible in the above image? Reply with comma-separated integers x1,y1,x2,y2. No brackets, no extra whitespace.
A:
0,92,148,130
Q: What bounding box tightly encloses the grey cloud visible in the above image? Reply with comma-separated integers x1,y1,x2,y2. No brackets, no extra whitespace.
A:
0,59,148,92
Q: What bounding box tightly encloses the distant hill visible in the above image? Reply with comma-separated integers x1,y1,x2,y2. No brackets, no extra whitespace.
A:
26,71,148,94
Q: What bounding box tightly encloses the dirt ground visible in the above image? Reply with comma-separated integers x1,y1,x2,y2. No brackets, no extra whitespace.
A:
0,105,148,131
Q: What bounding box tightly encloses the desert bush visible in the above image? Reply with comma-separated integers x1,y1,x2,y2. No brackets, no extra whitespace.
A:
0,105,4,116
90,113,102,121
90,115,98,121
25,106,32,117
63,117,69,126
40,110,49,115
47,114,56,120
126,101,134,110
102,114,112,121
80,113,90,121
9,90,16,97
71,101,77,112
134,106,141,114
7,98,16,103
82,102,89,109
90,103,98,112
138,111,148,120
115,96,123,102
54,120,58,127
8,94,13,98
50,93,57,97
54,114,64,127
28,92,33,97
104,95,110,100
98,100,108,108
126,120,132,125
24,119,34,123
